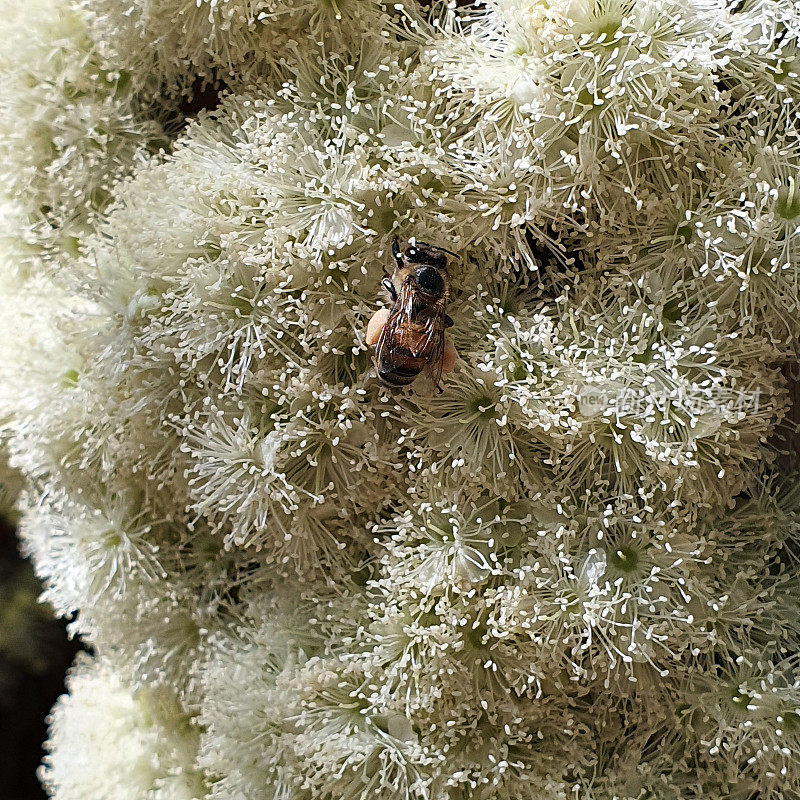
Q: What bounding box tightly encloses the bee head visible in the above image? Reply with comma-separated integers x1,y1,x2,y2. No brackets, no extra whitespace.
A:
392,238,456,295
400,240,452,270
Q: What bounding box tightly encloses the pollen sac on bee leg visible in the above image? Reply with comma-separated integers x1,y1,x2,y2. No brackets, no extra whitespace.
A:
366,308,391,346
442,338,457,373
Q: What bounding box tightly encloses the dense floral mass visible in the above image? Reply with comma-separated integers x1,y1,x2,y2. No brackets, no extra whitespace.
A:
1,0,800,797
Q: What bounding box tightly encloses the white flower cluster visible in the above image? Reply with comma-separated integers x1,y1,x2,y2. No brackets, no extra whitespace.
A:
1,1,800,798
0,0,166,273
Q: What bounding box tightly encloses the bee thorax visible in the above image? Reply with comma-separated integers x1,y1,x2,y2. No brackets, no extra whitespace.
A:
414,265,445,296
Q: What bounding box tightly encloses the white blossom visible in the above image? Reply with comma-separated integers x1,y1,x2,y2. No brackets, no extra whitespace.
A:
1,1,799,799
41,655,204,800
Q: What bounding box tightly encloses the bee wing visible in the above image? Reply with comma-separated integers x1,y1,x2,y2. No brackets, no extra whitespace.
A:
397,286,447,387
375,281,417,363
375,283,447,389
419,306,447,391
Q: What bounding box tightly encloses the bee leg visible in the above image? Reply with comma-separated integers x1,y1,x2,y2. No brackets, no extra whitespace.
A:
444,314,454,328
392,237,403,268
382,276,398,302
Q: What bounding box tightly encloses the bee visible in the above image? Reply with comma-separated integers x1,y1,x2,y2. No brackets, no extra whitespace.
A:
366,238,458,391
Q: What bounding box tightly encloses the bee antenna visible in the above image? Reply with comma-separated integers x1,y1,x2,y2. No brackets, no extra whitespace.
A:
391,237,403,266
439,246,461,261
415,240,461,261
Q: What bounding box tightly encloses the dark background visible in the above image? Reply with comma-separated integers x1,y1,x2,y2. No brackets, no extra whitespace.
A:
0,516,81,800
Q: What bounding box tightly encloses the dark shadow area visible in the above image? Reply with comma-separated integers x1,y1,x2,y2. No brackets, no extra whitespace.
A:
0,518,82,800
174,75,226,127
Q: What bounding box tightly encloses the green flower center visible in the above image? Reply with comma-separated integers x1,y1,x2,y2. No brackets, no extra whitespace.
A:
772,59,795,84
229,295,255,316
562,591,582,616
662,298,682,323
322,265,348,290
507,360,528,382
465,624,488,651
102,529,123,548
202,241,222,260
61,369,79,388
781,710,800,733
776,176,800,221
576,88,605,118
596,20,621,46
90,187,111,211
608,546,640,573
631,346,654,364
675,222,694,244
468,395,498,420
426,514,456,541
727,687,753,714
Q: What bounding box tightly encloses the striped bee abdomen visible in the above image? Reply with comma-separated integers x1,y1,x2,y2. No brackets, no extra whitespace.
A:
377,348,427,386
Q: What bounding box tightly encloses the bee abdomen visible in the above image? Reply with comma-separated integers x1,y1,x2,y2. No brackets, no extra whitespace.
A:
378,362,422,387
378,358,425,386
